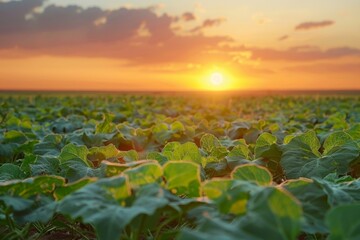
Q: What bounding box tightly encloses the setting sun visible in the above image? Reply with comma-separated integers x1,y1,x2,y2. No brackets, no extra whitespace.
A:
210,72,224,86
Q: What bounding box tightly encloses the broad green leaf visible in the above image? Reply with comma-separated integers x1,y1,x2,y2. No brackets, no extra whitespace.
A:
325,203,360,240
123,162,163,188
0,143,18,162
282,178,330,233
153,123,172,144
54,178,96,200
239,187,302,240
146,151,168,165
346,123,360,140
0,175,65,197
88,144,120,166
225,141,252,169
0,195,33,211
200,134,221,153
254,132,281,159
201,134,228,162
33,134,63,156
168,142,202,163
95,115,116,134
20,154,37,174
13,196,57,224
203,179,233,199
30,156,60,176
163,161,201,197
61,160,101,182
4,130,27,144
59,143,90,167
101,160,152,177
177,217,249,240
171,121,185,132
281,131,359,179
313,178,360,206
323,131,353,155
119,150,139,162
231,164,272,186
0,163,25,181
58,179,171,240
203,179,250,215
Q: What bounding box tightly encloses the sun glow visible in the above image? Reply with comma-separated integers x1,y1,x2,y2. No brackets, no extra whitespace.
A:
210,72,224,86
204,70,233,90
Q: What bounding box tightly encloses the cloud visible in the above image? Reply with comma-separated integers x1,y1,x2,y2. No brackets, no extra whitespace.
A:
182,12,196,21
0,0,44,33
278,35,289,41
295,20,334,31
284,63,360,74
237,46,360,61
0,0,359,75
191,18,226,32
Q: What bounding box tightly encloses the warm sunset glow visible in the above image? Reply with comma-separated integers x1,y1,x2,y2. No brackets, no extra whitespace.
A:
210,72,224,86
0,0,359,91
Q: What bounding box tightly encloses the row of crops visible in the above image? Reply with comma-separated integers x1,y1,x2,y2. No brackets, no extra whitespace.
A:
0,94,359,239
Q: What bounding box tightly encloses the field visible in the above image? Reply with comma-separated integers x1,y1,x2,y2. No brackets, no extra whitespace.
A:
0,93,359,240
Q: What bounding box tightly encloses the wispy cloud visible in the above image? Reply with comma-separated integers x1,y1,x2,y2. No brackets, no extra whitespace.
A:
190,18,226,32
295,20,334,30
278,35,289,41
284,63,360,74
0,0,359,78
182,12,196,21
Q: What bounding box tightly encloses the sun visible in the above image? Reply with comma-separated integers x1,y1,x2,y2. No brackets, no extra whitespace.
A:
210,72,224,86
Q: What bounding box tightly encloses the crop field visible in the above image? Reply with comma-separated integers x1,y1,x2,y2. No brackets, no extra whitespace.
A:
0,93,359,240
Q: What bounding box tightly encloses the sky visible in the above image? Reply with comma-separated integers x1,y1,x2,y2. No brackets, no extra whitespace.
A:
0,0,359,91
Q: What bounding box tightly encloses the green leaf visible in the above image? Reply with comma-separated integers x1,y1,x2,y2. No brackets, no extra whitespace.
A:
171,121,185,132
254,132,281,159
346,123,360,140
0,175,65,198
30,156,60,176
325,203,360,240
0,195,33,211
225,141,252,169
281,131,359,179
200,134,221,153
54,178,96,200
313,178,360,206
203,179,250,215
123,161,163,188
323,131,353,155
13,196,57,224
239,187,302,240
4,130,27,144
101,160,151,177
95,114,116,134
200,134,228,162
153,123,172,144
59,143,90,167
167,142,202,163
177,217,249,240
0,163,25,181
119,150,139,163
231,164,272,186
33,134,63,156
58,179,175,240
282,178,330,233
163,161,201,197
0,143,18,162
146,151,168,165
88,144,120,166
61,160,101,182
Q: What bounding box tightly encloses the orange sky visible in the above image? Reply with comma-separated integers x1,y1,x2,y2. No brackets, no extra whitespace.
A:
0,0,359,91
